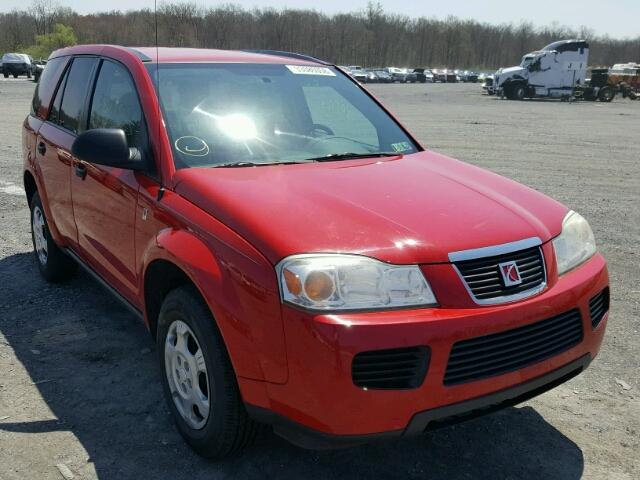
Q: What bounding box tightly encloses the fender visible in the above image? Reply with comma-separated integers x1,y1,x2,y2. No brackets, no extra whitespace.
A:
139,224,288,384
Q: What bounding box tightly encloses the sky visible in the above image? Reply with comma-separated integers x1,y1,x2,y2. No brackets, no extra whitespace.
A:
1,0,639,39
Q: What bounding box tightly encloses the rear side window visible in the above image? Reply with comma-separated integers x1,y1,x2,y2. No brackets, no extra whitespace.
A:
48,67,69,125
58,57,98,134
89,60,144,147
31,56,67,118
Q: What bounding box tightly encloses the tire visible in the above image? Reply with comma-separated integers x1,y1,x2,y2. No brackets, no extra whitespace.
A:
13,74,18,78
157,285,261,459
30,192,77,282
512,83,526,100
3,73,8,78
598,86,615,102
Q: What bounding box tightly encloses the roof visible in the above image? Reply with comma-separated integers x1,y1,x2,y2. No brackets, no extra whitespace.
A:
541,39,589,52
49,45,324,66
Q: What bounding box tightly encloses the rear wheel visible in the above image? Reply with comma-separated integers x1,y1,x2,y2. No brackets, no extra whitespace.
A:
157,286,262,459
30,192,77,282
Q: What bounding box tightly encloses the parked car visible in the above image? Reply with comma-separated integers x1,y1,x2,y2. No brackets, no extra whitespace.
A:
413,68,434,83
387,67,416,83
24,45,609,459
33,59,47,82
364,69,379,83
351,69,368,83
432,69,447,82
458,70,479,83
373,69,392,83
2,53,34,78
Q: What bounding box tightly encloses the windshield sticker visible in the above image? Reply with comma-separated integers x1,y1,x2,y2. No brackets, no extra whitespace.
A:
175,136,210,157
286,65,335,76
391,141,412,153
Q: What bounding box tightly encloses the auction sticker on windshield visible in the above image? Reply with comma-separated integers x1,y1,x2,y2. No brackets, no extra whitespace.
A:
286,65,335,76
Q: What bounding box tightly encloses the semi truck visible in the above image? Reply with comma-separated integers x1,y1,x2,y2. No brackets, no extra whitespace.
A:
490,39,616,102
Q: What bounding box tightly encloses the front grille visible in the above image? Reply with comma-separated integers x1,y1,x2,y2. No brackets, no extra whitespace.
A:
454,246,546,302
444,309,583,385
589,288,609,328
352,346,429,390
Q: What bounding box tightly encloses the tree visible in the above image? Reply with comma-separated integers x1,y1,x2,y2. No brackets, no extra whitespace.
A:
26,23,77,60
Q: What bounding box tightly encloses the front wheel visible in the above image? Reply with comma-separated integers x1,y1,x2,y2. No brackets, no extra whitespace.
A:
157,286,261,458
512,84,526,100
30,192,77,282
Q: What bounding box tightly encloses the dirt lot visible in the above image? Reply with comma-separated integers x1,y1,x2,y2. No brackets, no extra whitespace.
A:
0,77,638,480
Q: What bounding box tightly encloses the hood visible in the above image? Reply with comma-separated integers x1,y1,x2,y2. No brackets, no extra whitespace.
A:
173,151,567,265
496,66,527,82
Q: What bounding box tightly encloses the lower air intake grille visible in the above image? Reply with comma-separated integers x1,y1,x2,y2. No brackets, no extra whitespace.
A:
589,288,609,328
444,309,583,386
352,346,429,390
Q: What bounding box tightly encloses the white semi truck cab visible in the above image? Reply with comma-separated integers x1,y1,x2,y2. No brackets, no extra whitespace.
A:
494,39,592,100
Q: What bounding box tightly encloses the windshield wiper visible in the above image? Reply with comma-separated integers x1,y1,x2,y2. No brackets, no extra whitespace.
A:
302,152,398,162
212,153,398,167
212,160,309,168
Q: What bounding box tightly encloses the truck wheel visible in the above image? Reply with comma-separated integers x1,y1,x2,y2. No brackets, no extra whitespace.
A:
598,86,615,102
13,74,18,79
157,285,262,459
512,84,526,100
30,192,77,282
3,73,8,78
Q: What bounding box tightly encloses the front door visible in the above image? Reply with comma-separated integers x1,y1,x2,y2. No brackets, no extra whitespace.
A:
70,59,150,305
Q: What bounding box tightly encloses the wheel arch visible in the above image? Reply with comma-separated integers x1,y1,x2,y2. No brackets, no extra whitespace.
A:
140,227,276,382
143,258,196,340
24,169,37,207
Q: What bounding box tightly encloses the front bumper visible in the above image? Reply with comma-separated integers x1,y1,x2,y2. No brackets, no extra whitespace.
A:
248,354,591,449
241,253,608,442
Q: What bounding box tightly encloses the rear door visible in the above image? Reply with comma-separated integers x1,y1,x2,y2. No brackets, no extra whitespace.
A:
70,58,150,304
36,56,98,246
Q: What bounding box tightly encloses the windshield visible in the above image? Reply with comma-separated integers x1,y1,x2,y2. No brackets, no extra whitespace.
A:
520,55,535,67
148,63,418,168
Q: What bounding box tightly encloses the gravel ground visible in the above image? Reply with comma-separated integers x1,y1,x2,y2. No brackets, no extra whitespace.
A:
0,78,638,479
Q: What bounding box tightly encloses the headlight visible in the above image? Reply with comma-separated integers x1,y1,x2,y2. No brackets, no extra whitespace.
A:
277,254,437,311
553,211,596,275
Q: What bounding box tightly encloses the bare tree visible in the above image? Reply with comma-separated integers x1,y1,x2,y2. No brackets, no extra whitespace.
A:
1,3,638,68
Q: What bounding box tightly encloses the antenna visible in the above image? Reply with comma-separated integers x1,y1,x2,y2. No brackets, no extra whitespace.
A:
154,0,165,200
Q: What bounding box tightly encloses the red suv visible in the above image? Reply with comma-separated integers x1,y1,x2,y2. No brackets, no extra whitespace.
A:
23,45,610,458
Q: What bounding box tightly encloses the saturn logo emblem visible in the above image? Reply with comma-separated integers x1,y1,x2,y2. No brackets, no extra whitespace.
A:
498,261,522,287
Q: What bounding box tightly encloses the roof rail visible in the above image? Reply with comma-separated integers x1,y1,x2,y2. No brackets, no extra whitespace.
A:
242,49,332,66
126,47,152,62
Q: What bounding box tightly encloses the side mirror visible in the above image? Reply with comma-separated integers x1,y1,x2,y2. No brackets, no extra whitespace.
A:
71,128,145,170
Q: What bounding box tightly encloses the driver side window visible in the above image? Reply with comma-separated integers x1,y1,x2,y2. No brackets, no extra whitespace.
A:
302,85,379,149
89,60,145,148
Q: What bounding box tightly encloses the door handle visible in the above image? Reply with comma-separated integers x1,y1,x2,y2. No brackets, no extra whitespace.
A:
37,142,46,155
75,163,87,179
